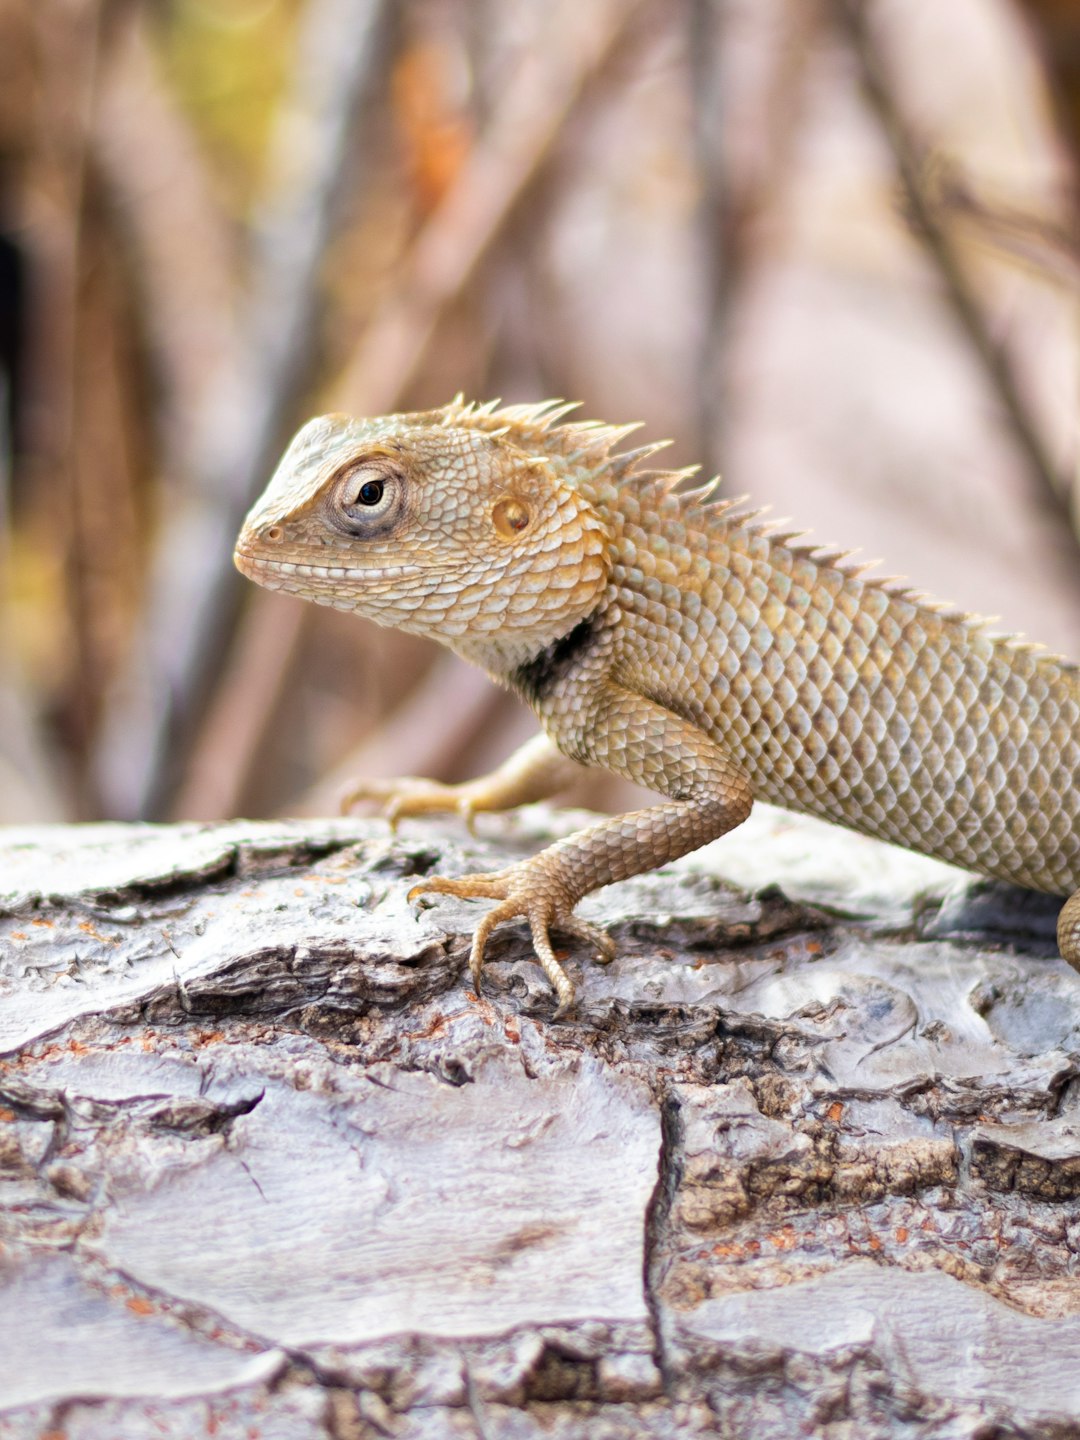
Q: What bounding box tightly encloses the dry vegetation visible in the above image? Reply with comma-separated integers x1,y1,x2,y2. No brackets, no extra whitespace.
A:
1,0,1079,827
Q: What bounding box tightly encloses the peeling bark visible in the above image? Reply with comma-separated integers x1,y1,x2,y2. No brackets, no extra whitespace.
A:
0,805,1078,1438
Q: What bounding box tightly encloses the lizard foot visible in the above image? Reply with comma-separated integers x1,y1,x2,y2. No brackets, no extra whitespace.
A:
408,865,615,1017
341,776,480,832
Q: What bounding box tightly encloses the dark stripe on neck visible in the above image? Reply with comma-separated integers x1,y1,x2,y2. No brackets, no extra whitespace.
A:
510,613,600,707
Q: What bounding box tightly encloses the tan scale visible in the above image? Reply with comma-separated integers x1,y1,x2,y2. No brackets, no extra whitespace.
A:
235,398,1080,1014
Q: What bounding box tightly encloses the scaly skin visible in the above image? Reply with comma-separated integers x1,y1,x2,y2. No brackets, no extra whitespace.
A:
234,398,1080,1013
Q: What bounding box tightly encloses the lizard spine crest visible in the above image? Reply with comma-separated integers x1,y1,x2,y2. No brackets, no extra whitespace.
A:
437,395,1074,670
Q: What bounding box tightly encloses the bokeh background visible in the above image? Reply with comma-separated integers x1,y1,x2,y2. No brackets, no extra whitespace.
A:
2,0,1080,826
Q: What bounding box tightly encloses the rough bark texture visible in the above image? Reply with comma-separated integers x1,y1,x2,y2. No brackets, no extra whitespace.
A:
1,804,1078,1438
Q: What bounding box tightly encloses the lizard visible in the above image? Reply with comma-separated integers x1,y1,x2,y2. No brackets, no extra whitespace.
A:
233,397,1080,1015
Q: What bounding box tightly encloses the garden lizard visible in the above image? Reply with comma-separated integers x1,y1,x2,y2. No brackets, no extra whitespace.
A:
234,398,1080,1013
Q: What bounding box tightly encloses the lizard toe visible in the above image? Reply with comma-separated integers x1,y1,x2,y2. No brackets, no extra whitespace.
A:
466,897,522,997
342,775,462,822
555,913,616,964
523,908,577,1017
410,862,615,1016
407,871,509,904
339,776,400,815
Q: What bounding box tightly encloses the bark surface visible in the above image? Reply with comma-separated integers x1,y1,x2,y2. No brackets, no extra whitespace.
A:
0,805,1078,1439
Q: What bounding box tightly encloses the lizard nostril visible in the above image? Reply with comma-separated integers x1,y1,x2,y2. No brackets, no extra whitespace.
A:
265,525,284,542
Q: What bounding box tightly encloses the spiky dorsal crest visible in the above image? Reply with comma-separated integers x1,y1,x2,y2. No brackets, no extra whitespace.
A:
437,396,652,469
434,399,1075,666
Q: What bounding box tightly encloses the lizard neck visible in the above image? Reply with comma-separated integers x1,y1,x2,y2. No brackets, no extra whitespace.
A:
451,602,608,682
505,611,606,707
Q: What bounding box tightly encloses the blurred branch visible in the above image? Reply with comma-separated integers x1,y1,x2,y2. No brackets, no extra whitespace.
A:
336,0,646,413
27,0,106,813
689,0,819,475
688,0,732,477
296,654,505,817
833,0,1080,539
0,10,62,820
93,11,239,477
94,0,395,820
1012,0,1080,180
177,0,647,822
926,165,1080,291
169,588,309,821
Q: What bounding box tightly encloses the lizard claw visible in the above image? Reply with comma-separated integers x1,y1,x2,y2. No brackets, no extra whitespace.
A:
408,867,614,1016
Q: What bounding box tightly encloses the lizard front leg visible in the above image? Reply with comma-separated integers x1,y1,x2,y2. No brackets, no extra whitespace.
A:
409,687,753,1015
341,731,586,828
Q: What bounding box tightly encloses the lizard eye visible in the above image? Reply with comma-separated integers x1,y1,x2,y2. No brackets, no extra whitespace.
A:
328,460,404,536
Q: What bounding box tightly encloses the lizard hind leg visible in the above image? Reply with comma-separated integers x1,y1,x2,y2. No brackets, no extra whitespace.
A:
1057,893,1080,971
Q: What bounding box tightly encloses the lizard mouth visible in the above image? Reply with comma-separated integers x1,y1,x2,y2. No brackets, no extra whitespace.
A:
233,544,424,589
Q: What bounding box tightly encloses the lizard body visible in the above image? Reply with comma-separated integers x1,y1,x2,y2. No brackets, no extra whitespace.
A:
234,398,1080,1012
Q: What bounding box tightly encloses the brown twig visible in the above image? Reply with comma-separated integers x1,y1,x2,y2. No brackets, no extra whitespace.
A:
335,0,646,414
688,0,820,476
295,654,506,818
177,0,647,822
92,12,239,480
832,0,1080,541
25,0,106,815
93,0,396,820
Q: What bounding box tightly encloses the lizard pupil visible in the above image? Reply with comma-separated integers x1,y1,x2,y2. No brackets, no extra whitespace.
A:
357,480,384,506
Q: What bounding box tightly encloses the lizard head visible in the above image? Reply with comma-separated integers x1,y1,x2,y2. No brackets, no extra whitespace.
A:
234,408,612,668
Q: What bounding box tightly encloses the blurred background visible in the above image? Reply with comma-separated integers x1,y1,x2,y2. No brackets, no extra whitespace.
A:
2,0,1080,826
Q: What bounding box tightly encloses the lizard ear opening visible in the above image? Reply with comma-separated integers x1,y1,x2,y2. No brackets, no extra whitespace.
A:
492,496,532,539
